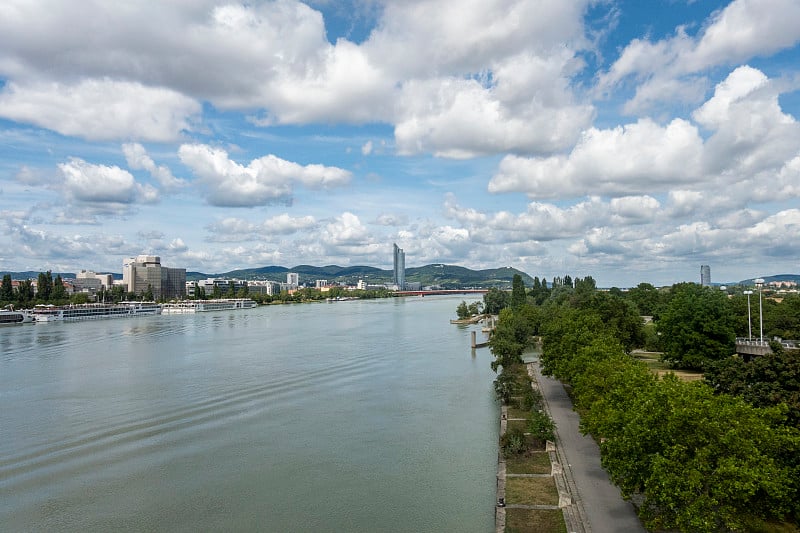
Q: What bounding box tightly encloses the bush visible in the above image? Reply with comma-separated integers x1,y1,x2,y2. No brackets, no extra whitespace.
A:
501,427,527,457
528,410,556,443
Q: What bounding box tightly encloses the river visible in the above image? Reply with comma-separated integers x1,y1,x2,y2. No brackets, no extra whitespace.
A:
1,296,497,532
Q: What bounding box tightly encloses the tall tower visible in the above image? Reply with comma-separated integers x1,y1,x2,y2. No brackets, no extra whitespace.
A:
393,243,405,290
700,265,711,286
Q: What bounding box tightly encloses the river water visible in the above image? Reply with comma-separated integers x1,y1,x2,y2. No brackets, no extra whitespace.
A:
1,296,497,532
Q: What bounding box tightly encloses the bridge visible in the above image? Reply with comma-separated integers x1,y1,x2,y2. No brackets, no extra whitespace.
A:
735,338,798,358
394,289,489,297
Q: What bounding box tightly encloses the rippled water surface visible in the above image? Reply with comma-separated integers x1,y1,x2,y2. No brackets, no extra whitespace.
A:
1,296,497,532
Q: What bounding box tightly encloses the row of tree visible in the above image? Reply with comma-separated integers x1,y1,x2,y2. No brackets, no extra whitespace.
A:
2,272,68,306
484,274,800,532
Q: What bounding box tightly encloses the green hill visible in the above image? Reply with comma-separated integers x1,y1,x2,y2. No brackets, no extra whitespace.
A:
193,264,532,288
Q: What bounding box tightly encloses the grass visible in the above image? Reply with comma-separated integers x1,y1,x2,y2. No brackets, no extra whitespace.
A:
505,451,551,474
507,418,528,433
505,477,559,506
505,508,566,533
506,406,530,419
633,352,703,382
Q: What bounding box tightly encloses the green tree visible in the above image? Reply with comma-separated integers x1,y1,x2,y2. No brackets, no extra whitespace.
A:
511,274,526,308
17,279,34,304
37,271,53,301
483,287,509,314
211,284,222,299
656,283,735,370
142,284,154,301
705,349,800,426
52,275,67,301
456,300,470,319
625,282,663,317
1,274,12,301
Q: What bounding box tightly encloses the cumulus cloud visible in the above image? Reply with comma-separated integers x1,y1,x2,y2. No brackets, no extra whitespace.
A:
490,66,799,207
598,0,800,112
0,80,200,142
489,118,704,198
58,157,158,205
123,143,186,191
206,213,318,242
178,144,351,207
0,0,596,158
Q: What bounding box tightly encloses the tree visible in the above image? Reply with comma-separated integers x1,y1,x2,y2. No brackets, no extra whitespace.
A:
17,279,34,304
142,284,154,301
1,274,12,301
37,271,53,301
456,301,470,319
511,274,526,308
483,287,509,314
625,282,663,317
599,376,798,532
705,349,800,425
656,283,735,370
52,275,67,301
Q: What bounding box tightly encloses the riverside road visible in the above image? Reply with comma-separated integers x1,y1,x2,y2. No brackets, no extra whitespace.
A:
532,360,646,533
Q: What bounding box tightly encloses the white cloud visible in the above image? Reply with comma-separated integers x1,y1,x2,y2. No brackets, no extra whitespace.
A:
361,140,373,155
0,79,200,141
0,0,596,158
599,0,800,112
489,118,703,198
58,157,158,205
123,143,186,191
178,144,351,207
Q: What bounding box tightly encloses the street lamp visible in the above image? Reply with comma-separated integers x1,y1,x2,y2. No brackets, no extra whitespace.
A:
754,278,765,343
743,290,753,341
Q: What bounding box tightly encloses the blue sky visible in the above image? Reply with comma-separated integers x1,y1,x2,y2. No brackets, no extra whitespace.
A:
1,0,799,287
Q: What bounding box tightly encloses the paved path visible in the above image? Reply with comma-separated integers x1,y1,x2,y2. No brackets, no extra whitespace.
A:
532,362,646,533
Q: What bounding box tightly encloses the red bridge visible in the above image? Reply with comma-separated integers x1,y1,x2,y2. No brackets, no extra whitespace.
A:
394,289,489,296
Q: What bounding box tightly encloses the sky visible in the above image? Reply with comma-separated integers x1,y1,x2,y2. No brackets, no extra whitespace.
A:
1,0,799,287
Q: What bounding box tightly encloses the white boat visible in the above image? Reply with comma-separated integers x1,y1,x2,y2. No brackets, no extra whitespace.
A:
160,298,258,314
32,302,162,322
0,306,34,325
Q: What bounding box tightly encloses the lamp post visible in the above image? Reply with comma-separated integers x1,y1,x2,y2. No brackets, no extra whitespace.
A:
743,290,753,341
754,279,764,343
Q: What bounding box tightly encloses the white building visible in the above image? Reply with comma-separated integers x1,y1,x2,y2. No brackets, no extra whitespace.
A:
287,272,299,287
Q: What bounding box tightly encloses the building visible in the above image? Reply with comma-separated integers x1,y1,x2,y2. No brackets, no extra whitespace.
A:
122,255,186,300
393,243,405,290
701,265,711,286
287,272,299,287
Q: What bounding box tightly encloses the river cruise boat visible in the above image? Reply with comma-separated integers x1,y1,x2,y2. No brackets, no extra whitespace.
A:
160,298,258,314
32,302,162,322
1,305,34,325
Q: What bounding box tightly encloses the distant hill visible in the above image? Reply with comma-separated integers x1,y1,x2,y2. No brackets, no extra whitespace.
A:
737,274,800,286
190,264,532,288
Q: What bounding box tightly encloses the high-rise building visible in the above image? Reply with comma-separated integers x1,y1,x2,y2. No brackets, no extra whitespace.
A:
287,272,299,287
700,265,711,286
122,255,186,300
393,243,405,290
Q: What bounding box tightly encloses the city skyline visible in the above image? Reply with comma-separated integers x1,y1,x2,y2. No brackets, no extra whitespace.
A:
1,1,799,287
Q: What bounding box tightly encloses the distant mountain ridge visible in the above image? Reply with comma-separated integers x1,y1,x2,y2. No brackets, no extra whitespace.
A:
0,264,532,288
736,274,800,285
207,264,533,288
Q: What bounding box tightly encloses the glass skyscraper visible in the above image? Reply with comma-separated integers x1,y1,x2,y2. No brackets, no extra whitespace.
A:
393,243,405,290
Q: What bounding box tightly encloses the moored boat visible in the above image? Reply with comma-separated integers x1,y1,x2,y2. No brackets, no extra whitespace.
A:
0,305,34,325
161,298,257,314
32,302,162,322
